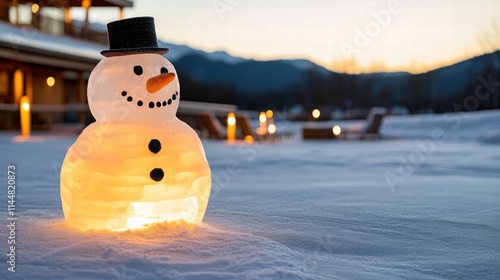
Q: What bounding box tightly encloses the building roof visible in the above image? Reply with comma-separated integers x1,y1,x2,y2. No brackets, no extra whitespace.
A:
18,0,133,8
0,21,103,70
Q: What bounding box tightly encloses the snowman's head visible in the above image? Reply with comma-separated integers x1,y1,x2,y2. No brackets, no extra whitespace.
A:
88,54,180,124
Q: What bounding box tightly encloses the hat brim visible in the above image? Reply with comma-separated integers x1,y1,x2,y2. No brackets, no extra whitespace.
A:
101,47,169,57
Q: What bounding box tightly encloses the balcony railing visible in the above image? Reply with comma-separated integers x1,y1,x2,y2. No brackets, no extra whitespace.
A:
34,14,107,45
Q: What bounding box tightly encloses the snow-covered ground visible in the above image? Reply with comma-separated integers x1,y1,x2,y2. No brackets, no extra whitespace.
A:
1,110,499,279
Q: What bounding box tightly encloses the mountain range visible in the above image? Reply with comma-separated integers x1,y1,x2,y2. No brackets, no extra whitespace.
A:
158,40,500,113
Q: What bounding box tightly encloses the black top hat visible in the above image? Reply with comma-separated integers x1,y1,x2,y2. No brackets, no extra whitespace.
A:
101,16,169,57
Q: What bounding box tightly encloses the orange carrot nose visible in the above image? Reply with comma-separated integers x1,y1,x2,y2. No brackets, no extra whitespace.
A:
146,72,176,94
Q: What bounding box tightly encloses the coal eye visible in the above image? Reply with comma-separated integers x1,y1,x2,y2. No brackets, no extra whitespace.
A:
160,67,168,74
133,65,143,76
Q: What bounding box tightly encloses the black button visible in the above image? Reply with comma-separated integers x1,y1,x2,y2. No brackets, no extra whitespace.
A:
150,168,164,181
148,139,161,154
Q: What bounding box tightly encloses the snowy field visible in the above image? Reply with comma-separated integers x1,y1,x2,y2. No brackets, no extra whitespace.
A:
0,110,499,279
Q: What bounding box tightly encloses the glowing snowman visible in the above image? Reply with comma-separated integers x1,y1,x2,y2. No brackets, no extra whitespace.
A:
60,17,211,231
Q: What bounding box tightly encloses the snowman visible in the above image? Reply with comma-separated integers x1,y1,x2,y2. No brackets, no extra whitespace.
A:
60,17,211,231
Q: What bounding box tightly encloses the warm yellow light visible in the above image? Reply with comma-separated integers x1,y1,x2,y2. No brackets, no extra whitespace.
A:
227,114,236,126
60,19,211,232
259,112,267,123
227,112,236,141
13,69,23,103
60,123,212,231
20,96,30,136
126,197,198,230
244,135,254,144
47,76,55,87
31,3,39,13
265,109,273,119
21,102,30,111
82,0,91,9
332,125,342,136
268,123,276,134
312,109,321,119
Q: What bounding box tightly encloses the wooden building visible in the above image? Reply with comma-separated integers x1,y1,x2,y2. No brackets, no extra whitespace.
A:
0,0,132,129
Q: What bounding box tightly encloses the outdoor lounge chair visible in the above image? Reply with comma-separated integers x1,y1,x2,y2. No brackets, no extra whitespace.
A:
192,111,258,140
195,111,292,141
341,107,387,140
235,112,261,140
195,111,227,139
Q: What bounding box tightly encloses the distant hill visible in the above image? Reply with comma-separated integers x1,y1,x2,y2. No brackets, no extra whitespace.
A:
160,41,329,94
159,40,500,113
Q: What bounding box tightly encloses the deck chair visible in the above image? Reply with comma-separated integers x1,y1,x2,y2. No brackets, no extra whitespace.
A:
195,111,227,139
235,112,263,140
342,107,387,140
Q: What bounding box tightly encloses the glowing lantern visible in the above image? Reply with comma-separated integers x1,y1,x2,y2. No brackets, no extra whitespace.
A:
13,69,23,103
332,125,341,136
60,17,211,231
312,109,321,119
81,0,91,8
244,135,254,144
257,111,267,135
265,109,273,119
20,96,30,136
46,76,55,87
265,109,275,136
259,111,267,123
31,3,39,13
268,123,276,134
227,112,236,142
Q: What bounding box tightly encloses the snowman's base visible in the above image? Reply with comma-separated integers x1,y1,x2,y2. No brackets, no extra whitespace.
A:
124,196,198,231
62,195,206,232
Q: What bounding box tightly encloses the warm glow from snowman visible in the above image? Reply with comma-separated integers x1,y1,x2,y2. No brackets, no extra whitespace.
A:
60,17,211,231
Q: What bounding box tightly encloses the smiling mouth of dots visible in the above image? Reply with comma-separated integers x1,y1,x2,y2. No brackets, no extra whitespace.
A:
121,90,178,108
119,64,178,108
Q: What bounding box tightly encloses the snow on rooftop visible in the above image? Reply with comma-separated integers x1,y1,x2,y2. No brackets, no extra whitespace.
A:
0,21,104,61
